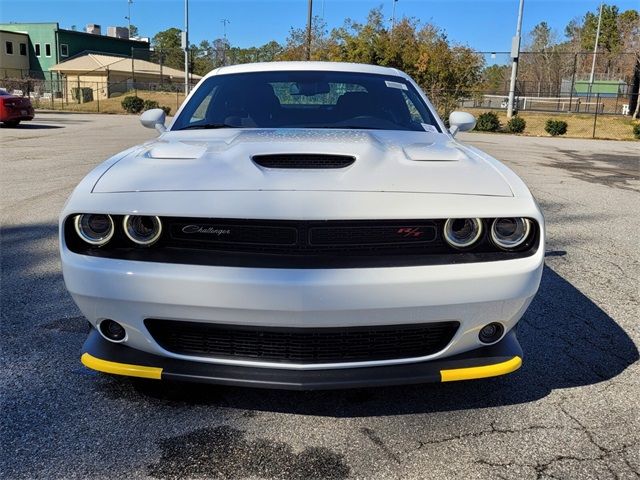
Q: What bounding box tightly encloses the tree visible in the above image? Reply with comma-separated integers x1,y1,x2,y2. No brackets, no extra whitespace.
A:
152,27,184,70
129,24,139,38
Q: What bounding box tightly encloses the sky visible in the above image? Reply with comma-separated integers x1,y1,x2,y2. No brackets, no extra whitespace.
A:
0,0,638,52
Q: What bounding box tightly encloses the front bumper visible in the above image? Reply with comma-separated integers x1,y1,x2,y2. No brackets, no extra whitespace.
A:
63,249,542,369
81,328,523,390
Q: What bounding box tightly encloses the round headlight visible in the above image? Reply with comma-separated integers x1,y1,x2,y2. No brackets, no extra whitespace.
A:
74,214,114,246
123,215,162,246
491,218,531,249
443,218,483,248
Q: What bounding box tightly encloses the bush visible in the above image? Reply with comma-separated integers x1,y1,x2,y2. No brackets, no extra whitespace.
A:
121,95,144,113
633,123,640,139
544,119,568,136
160,105,172,116
506,115,526,134
475,111,501,132
143,99,160,111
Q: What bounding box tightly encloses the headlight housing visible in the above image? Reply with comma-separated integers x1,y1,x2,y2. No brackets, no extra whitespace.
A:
74,214,114,246
443,218,483,248
123,215,163,246
491,217,531,249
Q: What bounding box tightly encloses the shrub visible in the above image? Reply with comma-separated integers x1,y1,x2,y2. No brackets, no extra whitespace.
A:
121,95,144,113
475,111,501,132
143,99,160,111
160,105,172,116
633,123,640,139
506,115,526,134
544,119,568,136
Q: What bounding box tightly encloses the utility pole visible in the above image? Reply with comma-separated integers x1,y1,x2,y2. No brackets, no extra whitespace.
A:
306,0,313,61
588,2,604,100
507,0,524,118
183,0,189,95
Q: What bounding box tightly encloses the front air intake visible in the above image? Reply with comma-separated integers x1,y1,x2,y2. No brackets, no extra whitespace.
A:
252,154,355,169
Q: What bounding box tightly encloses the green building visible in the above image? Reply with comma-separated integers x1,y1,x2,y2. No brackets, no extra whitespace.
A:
0,22,149,79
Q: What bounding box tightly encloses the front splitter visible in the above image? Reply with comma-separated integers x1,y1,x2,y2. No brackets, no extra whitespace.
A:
81,329,522,390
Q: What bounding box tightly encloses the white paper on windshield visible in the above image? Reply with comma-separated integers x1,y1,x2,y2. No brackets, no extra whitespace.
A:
385,80,408,90
421,124,438,133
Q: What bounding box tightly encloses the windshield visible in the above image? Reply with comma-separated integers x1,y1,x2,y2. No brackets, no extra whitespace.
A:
172,70,441,132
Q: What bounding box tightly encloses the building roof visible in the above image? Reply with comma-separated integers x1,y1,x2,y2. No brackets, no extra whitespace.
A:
0,29,29,36
50,53,201,80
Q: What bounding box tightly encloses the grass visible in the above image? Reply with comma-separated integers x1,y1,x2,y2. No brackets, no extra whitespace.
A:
465,108,639,141
32,91,186,116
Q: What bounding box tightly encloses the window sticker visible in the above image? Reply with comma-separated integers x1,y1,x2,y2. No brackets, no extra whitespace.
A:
385,80,408,90
421,123,438,133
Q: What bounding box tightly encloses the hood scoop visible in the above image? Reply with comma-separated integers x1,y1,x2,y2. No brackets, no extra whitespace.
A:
252,154,356,169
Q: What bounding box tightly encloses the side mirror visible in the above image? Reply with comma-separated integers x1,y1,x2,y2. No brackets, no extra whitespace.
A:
140,108,167,133
448,111,476,137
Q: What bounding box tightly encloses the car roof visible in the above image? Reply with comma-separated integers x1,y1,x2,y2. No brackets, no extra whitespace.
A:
207,61,407,80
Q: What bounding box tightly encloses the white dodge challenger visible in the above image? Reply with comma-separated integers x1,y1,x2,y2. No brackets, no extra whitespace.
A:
60,62,544,389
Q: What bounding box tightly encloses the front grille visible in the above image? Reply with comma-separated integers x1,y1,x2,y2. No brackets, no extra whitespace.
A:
65,216,540,268
145,320,460,364
252,154,355,169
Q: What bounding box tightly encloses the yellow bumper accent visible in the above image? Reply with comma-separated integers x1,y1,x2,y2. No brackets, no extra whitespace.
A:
81,353,162,380
440,356,522,382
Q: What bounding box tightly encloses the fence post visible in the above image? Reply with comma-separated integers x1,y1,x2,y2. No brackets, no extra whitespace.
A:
176,89,179,112
592,93,599,139
96,82,100,113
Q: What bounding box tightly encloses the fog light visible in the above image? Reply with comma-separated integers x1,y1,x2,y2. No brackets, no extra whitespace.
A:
479,322,504,344
99,319,126,342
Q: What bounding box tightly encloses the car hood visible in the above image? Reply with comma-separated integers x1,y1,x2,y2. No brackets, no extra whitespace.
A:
92,129,513,197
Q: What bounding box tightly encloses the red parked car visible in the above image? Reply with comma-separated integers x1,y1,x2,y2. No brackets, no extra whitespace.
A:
0,90,34,127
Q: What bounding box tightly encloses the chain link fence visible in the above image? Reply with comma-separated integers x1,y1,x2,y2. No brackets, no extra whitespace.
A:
1,70,638,141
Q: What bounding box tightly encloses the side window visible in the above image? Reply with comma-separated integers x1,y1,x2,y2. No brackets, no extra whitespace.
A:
403,92,422,122
19,43,27,56
5,41,13,55
45,43,51,57
35,43,41,57
190,86,217,123
60,44,69,57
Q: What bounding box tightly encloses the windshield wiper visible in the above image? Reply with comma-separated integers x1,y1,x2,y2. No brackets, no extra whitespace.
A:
180,123,239,130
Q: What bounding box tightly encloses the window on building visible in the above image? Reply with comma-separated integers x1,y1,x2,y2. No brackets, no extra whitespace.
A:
5,41,13,55
60,44,69,57
19,43,27,56
35,43,41,56
45,43,51,57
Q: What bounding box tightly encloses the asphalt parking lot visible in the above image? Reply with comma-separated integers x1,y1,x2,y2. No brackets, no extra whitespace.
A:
1,113,638,480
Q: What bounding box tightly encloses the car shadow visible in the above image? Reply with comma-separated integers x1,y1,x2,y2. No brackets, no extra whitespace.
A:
3,223,637,417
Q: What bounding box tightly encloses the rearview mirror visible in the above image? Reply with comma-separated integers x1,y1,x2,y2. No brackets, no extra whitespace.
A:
140,108,166,133
448,111,476,137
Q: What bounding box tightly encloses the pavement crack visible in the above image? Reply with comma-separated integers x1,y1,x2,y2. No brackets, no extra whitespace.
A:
360,427,401,464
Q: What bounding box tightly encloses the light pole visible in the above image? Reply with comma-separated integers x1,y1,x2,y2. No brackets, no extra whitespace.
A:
183,0,189,95
588,2,604,100
306,0,313,61
221,19,230,66
391,0,398,31
506,0,524,118
126,0,133,38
